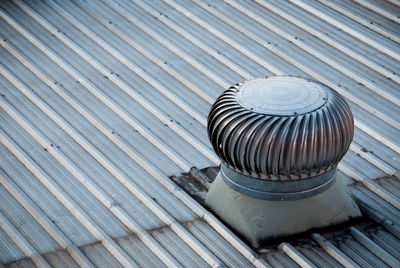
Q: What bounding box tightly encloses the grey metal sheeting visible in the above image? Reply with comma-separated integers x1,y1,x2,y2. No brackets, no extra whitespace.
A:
0,0,399,267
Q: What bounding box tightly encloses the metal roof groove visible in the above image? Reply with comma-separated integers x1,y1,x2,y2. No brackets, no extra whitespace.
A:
0,2,219,165
0,0,399,266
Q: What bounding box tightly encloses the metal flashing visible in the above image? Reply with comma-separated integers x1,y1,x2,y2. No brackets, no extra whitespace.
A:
0,0,399,266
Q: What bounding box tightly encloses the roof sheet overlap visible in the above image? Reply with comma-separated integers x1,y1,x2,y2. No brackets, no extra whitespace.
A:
0,0,399,267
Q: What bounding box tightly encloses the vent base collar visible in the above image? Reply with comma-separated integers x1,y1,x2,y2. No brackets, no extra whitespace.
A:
221,164,336,201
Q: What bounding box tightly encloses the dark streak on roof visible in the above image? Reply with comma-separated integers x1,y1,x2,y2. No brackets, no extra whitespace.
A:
0,0,399,267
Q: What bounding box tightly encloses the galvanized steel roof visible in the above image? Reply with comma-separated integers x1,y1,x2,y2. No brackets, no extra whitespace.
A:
0,0,399,267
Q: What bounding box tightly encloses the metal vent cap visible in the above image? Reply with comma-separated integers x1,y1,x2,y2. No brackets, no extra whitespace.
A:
208,76,354,181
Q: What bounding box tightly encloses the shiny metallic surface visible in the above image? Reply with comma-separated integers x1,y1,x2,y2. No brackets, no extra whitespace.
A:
1,0,399,266
208,76,354,180
235,77,328,116
220,164,337,200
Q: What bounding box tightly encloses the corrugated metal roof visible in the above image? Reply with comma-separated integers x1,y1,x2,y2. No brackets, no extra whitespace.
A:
0,0,399,267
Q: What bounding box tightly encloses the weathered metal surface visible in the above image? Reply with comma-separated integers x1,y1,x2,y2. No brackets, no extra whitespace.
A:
0,0,399,266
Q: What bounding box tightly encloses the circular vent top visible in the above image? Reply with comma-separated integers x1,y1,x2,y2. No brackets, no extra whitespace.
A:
235,77,327,116
208,76,354,180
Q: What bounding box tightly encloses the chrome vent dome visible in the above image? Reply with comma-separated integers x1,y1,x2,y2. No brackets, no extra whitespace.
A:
208,76,354,180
